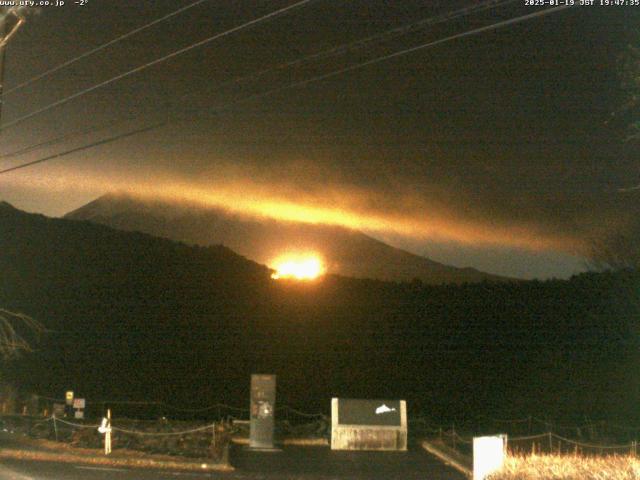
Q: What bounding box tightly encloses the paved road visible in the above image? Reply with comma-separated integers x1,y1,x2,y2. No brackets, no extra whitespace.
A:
229,444,466,479
0,440,465,479
0,459,215,480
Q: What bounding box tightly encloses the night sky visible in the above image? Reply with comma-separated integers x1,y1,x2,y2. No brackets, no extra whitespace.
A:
0,1,637,279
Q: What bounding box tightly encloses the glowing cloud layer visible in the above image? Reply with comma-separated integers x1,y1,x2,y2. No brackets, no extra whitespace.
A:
1,165,580,255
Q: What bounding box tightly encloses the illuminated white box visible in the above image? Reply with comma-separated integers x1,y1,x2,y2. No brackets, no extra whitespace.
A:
473,435,507,480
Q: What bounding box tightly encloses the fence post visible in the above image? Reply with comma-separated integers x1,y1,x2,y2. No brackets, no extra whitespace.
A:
547,432,552,452
99,408,112,455
52,413,58,442
106,408,112,455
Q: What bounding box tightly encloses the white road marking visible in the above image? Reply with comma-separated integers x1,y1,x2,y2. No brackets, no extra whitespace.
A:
74,465,129,472
163,472,210,477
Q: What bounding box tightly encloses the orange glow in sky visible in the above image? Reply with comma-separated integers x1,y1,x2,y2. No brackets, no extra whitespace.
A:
1,167,578,253
271,254,325,280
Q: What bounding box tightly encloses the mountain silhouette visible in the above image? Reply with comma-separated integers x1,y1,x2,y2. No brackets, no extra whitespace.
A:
65,193,507,284
1,201,638,424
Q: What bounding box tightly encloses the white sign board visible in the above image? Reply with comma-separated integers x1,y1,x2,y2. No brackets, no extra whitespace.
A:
74,410,84,419
473,435,507,480
73,398,85,409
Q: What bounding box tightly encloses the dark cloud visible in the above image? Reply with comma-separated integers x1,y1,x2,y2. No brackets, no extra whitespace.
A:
1,1,638,277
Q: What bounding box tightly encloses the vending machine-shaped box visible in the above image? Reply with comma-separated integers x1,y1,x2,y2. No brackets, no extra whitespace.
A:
249,374,276,449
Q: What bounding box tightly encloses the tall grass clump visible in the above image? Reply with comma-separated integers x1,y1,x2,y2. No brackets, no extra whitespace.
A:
489,454,640,480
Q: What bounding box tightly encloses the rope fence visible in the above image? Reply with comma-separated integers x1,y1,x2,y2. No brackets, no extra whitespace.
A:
29,395,326,421
0,412,230,460
5,392,640,456
433,428,640,458
479,414,640,437
2,410,639,461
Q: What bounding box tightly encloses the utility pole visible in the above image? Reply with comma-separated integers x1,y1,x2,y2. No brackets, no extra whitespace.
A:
0,7,27,126
0,11,8,126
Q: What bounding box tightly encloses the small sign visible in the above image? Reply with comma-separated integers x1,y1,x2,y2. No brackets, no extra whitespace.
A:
53,403,65,417
73,398,85,409
74,410,84,419
65,391,74,406
336,399,402,426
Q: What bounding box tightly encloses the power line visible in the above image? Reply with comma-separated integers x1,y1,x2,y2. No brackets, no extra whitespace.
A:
618,184,640,193
0,120,165,175
215,0,518,92
0,6,572,175
0,0,315,133
0,111,158,159
0,0,515,160
3,0,210,97
216,5,573,110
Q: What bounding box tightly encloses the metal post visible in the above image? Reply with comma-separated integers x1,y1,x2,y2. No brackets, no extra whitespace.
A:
105,408,112,455
52,414,58,442
0,7,28,127
0,12,6,126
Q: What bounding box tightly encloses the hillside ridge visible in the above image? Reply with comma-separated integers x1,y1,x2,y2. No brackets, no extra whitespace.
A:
65,193,508,284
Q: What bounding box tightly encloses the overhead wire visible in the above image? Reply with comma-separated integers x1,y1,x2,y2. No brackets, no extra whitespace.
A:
217,5,573,111
0,0,515,161
0,0,316,133
214,0,518,92
0,4,572,175
0,111,161,159
2,0,210,97
0,120,165,174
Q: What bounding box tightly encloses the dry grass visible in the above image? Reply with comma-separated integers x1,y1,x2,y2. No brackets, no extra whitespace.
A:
0,448,233,472
0,434,233,471
489,453,640,480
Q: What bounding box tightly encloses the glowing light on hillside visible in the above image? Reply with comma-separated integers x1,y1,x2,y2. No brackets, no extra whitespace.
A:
271,255,325,280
